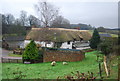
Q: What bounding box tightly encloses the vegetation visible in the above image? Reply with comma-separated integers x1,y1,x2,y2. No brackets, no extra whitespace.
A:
9,53,22,57
70,24,94,30
2,51,118,79
2,25,26,36
89,29,100,49
97,27,106,32
97,37,119,77
22,40,40,63
98,37,118,55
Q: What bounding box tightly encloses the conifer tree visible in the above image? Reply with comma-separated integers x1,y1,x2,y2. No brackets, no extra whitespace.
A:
22,40,40,63
89,28,100,49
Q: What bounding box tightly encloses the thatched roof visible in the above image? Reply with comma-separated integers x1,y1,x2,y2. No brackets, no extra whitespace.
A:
26,28,91,42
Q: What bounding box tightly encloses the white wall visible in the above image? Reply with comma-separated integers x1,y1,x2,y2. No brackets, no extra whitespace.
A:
24,40,54,48
60,41,73,49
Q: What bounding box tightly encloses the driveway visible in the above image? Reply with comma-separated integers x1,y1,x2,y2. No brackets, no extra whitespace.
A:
0,48,22,61
1,48,12,57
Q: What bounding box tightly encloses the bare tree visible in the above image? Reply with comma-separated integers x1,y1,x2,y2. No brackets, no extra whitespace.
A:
28,15,41,27
51,16,70,28
20,10,27,26
35,1,59,27
2,14,6,25
14,18,22,26
5,14,15,25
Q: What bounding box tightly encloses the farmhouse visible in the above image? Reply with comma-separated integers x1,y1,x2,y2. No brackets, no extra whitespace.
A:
24,28,91,49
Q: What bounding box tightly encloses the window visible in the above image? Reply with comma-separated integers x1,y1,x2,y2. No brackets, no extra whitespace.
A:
67,41,70,44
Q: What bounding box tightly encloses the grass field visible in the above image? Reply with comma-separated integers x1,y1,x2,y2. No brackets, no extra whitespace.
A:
2,51,118,79
8,53,22,57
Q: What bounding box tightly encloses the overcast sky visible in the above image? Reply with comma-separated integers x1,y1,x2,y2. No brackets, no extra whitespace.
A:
0,0,119,28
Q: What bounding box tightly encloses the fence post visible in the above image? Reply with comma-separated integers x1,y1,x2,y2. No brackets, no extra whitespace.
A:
17,59,18,63
8,59,10,63
1,57,3,63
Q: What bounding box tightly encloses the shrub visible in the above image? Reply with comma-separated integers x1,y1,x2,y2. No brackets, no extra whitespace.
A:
98,37,119,56
22,40,40,63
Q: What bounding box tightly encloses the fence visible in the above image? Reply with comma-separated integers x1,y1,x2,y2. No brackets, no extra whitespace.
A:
1,57,22,63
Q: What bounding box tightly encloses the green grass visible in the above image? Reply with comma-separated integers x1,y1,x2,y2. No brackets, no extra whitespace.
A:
8,53,22,57
110,34,118,37
2,51,118,79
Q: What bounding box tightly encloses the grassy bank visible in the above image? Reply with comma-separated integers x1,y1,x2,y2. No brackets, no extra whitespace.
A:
2,51,118,79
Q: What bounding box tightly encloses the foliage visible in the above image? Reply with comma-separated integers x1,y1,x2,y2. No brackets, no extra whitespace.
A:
28,15,41,27
2,24,26,35
20,10,27,26
97,27,106,32
50,16,70,28
89,28,100,49
70,23,94,30
98,37,118,56
22,40,40,63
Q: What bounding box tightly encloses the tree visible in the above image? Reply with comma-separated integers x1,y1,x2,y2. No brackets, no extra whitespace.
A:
97,27,106,32
6,14,15,25
35,1,59,27
28,15,41,27
2,14,6,25
50,16,70,28
20,10,27,26
89,28,100,49
14,18,21,26
97,37,118,77
2,14,15,25
22,40,40,63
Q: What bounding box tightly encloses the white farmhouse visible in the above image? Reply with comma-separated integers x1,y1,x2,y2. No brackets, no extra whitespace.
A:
24,28,91,49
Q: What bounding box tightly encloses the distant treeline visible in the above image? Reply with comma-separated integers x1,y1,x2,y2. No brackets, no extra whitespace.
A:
2,24,27,36
70,23,95,30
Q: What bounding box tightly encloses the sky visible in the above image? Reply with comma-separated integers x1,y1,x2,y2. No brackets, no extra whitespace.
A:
0,0,119,28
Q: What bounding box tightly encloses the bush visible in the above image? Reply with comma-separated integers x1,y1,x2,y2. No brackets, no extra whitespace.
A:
98,37,118,56
22,40,40,63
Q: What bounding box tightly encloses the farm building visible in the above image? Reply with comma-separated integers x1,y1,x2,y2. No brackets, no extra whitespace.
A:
24,28,91,49
2,36,25,49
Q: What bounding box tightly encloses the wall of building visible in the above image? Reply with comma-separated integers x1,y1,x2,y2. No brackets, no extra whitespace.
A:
24,40,54,48
43,49,85,62
6,41,24,49
60,41,73,49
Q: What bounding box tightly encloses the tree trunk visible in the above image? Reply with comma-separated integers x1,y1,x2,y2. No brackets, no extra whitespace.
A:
108,55,111,76
99,62,102,79
118,57,120,81
103,56,109,77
